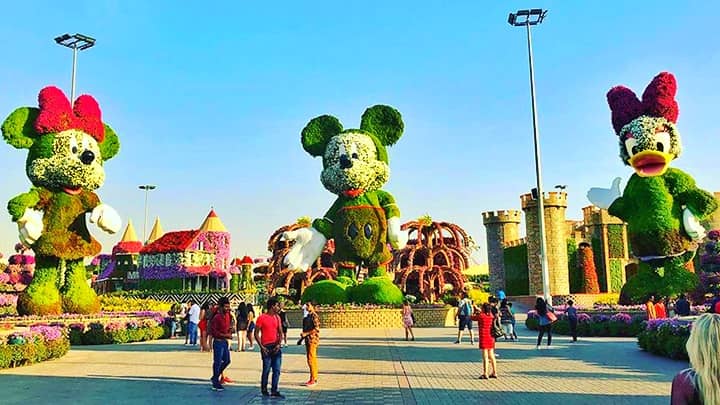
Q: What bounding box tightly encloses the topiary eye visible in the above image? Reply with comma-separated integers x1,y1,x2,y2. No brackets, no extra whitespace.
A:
352,152,358,159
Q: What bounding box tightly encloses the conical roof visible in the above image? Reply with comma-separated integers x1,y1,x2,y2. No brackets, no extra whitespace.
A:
147,217,164,244
199,209,228,232
120,220,139,242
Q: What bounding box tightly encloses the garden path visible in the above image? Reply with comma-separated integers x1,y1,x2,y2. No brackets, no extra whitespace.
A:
0,314,685,404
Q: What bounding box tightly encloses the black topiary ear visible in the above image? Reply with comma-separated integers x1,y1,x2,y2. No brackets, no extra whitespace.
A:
301,115,343,157
2,107,40,149
360,105,403,146
99,124,120,161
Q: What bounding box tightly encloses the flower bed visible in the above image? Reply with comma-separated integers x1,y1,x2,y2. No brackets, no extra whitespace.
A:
0,293,18,316
68,319,167,345
0,325,70,369
637,318,691,360
525,309,646,337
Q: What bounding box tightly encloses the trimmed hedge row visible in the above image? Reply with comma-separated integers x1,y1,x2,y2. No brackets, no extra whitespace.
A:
301,277,403,305
0,331,70,369
637,319,690,360
69,324,167,345
525,316,645,337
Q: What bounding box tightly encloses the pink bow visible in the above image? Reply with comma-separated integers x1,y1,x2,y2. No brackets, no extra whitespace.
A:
34,86,105,142
607,72,679,135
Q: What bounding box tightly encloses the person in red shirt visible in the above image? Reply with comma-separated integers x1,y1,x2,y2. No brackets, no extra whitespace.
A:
254,298,285,399
471,303,498,379
209,297,232,391
655,298,667,319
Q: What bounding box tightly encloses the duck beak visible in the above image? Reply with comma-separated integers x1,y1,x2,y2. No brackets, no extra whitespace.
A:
629,150,672,177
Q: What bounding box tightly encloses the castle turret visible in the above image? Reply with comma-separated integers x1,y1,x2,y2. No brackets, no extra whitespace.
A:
521,191,569,296
582,205,629,292
482,210,521,292
147,217,164,244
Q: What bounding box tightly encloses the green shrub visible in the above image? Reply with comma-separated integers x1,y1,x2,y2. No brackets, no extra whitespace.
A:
335,276,357,287
0,336,70,369
77,325,166,345
620,262,699,304
99,295,171,312
347,277,403,305
301,280,348,305
637,322,690,360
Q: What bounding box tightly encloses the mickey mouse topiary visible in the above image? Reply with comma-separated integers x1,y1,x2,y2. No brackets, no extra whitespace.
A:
587,72,718,303
282,105,409,282
2,86,121,315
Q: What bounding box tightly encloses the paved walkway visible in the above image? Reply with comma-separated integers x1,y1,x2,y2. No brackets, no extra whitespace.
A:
1,322,685,404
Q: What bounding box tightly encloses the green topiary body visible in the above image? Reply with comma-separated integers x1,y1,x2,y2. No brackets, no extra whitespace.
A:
347,276,403,305
301,280,348,305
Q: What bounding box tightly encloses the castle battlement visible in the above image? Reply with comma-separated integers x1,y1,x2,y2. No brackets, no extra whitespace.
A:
520,191,568,209
582,205,624,225
482,210,522,225
503,238,526,248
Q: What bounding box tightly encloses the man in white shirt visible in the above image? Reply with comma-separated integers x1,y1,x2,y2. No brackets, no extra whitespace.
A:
188,300,201,346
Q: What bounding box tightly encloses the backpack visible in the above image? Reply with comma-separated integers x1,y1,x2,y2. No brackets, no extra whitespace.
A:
459,300,472,316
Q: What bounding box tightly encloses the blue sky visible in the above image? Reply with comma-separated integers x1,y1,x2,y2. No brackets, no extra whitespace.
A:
2,1,720,263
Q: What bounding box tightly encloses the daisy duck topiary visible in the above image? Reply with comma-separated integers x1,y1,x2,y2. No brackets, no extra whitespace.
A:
2,86,121,315
282,105,409,283
587,72,718,303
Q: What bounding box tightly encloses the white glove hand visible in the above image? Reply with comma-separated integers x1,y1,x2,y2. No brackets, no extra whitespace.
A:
281,227,327,271
682,206,706,241
16,208,44,246
587,177,622,209
388,217,408,249
89,203,122,234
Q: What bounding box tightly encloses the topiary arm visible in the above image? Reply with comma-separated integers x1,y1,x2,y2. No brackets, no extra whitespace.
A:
312,198,343,240
608,195,627,221
377,190,401,219
7,188,41,221
667,169,718,219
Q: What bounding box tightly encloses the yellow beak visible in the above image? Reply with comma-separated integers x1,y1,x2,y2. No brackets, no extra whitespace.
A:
628,150,672,177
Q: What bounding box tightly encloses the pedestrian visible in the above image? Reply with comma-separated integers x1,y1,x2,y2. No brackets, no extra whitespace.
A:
671,313,720,405
675,294,691,317
471,303,497,379
209,297,233,392
508,302,518,340
235,302,248,351
655,297,667,319
499,300,514,341
300,301,320,387
187,300,201,346
255,298,285,399
535,297,555,349
301,300,309,318
279,300,289,347
566,299,578,342
646,295,657,320
167,304,178,339
454,292,474,344
402,300,415,341
708,290,720,314
181,302,190,345
246,303,256,350
497,289,506,301
199,302,211,352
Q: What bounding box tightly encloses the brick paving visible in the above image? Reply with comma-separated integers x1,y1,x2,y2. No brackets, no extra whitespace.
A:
0,318,686,404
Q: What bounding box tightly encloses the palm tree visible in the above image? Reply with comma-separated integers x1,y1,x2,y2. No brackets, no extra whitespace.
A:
392,216,469,302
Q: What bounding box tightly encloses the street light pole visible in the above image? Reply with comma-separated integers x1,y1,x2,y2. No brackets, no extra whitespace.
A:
508,9,552,303
54,33,96,101
138,185,157,244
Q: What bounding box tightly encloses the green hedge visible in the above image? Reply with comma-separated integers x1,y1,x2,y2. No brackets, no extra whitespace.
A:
607,224,625,258
138,279,184,291
70,325,167,345
637,324,689,360
347,277,403,305
525,317,644,337
504,244,529,295
568,239,580,293
609,259,624,293
0,335,70,369
301,280,348,305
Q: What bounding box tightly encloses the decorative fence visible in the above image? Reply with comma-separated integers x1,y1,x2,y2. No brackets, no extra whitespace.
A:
144,292,258,307
285,306,455,329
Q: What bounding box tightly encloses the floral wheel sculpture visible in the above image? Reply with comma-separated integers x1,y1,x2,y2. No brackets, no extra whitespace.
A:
2,87,121,315
392,216,469,302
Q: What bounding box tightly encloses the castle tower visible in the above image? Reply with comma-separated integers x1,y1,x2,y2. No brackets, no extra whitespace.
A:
582,205,629,292
482,210,522,292
521,191,569,296
198,209,231,270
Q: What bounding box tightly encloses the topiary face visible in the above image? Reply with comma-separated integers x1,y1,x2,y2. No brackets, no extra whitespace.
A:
320,132,389,195
617,115,681,177
27,129,105,192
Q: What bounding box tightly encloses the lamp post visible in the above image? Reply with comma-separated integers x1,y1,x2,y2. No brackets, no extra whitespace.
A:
54,33,96,101
508,8,552,303
138,185,157,244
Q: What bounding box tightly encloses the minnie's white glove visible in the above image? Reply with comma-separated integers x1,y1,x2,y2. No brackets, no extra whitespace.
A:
282,227,326,271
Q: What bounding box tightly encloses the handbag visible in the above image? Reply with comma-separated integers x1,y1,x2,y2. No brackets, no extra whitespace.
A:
546,310,557,323
491,319,504,338
411,313,416,323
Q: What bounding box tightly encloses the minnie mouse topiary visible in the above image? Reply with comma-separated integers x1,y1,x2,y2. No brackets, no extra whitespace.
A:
2,86,121,315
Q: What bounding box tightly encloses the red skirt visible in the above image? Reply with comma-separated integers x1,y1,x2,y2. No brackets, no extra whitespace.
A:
199,319,207,332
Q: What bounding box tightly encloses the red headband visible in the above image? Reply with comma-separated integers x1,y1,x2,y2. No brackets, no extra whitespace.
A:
607,72,679,135
34,86,105,142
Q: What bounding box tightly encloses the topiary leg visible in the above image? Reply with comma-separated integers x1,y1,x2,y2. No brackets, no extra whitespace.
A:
61,259,100,314
17,255,62,315
619,257,699,304
336,263,357,279
367,264,386,278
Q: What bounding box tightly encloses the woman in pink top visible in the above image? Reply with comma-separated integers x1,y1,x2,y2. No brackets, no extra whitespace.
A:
402,301,415,341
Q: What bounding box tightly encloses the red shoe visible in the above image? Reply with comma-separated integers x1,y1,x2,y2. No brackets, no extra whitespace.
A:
304,380,317,387
222,376,234,384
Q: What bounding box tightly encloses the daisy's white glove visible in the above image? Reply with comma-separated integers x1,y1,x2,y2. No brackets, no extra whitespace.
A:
587,177,622,209
682,206,706,241
282,227,326,271
90,203,122,234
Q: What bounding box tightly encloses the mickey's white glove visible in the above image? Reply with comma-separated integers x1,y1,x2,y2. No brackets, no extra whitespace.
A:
388,217,408,249
682,206,706,241
587,177,622,209
90,203,122,234
16,208,44,246
282,227,326,271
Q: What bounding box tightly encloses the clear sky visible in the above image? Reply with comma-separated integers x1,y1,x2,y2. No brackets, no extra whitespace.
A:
2,1,720,263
